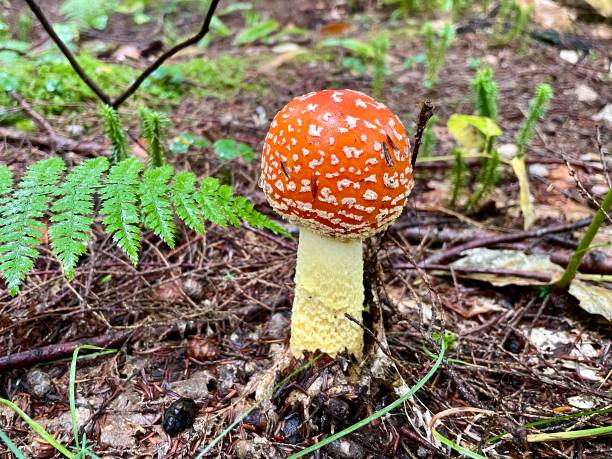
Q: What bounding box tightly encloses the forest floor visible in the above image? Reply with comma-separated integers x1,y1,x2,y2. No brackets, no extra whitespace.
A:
0,1,611,458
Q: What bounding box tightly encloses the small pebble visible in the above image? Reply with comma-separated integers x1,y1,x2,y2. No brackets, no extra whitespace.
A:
182,277,203,300
325,438,365,459
282,412,302,444
266,312,290,340
66,124,85,138
559,49,578,64
26,368,53,398
327,398,350,421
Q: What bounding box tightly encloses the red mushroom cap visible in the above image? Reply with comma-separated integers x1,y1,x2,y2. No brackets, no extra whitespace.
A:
260,89,414,239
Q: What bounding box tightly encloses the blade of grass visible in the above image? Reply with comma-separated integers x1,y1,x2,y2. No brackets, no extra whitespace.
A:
527,425,612,442
0,428,28,459
433,430,488,459
286,337,447,459
0,398,75,458
486,406,612,444
196,354,323,458
70,345,117,452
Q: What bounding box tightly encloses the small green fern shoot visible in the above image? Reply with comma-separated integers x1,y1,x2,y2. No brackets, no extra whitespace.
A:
139,108,171,167
516,83,553,158
449,148,468,207
100,104,128,163
423,22,455,89
421,114,439,158
49,157,109,279
100,158,143,264
472,67,498,120
468,139,500,209
140,165,176,248
0,158,65,295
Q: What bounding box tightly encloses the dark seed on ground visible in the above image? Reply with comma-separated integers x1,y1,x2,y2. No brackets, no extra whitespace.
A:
163,397,197,436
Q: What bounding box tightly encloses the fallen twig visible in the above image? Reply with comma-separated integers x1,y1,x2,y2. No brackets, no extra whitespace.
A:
394,263,554,283
23,0,221,108
411,100,434,167
0,127,107,156
11,91,56,137
398,224,612,274
420,218,593,265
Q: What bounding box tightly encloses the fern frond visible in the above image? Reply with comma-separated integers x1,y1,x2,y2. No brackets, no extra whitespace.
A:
49,157,109,279
516,83,553,158
100,104,129,163
100,157,142,264
472,67,498,120
140,165,176,248
196,177,233,228
0,158,65,295
139,107,171,168
232,195,288,235
0,165,12,195
171,171,205,234
196,177,288,235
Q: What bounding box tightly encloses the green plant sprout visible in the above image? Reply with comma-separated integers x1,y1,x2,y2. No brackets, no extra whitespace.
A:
319,34,390,97
472,66,498,120
99,105,128,163
423,22,455,89
512,83,553,228
516,83,553,158
447,114,502,209
139,107,171,167
493,0,532,47
556,186,612,290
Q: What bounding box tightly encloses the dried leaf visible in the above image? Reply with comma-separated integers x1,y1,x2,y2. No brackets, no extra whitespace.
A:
451,248,563,286
511,155,536,229
569,281,612,321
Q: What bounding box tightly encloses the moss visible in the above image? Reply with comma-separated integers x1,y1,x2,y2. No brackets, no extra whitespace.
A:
0,52,256,118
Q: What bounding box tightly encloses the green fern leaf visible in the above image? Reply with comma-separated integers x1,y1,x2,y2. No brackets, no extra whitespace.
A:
49,157,109,279
100,157,142,264
232,195,288,235
0,165,12,195
516,83,553,157
140,165,176,247
100,104,129,163
472,67,498,120
171,171,205,234
196,177,232,228
0,158,65,295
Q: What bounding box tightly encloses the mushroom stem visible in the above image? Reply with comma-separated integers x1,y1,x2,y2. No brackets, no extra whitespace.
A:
290,226,364,358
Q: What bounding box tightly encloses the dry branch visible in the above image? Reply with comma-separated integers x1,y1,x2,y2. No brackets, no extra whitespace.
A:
23,0,221,108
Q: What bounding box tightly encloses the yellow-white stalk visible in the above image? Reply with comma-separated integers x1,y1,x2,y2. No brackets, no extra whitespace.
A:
290,226,364,358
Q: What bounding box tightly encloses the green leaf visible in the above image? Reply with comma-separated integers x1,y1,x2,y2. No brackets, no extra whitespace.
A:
196,177,230,227
140,165,176,247
0,157,65,295
171,171,205,234
169,133,210,154
99,157,142,264
213,138,254,161
0,429,27,459
49,157,109,279
447,114,502,150
319,37,375,58
234,19,279,45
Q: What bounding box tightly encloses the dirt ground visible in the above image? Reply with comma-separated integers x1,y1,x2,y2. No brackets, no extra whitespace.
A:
1,1,611,458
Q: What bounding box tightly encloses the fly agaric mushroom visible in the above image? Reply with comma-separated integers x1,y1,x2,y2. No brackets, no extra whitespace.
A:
260,89,414,358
